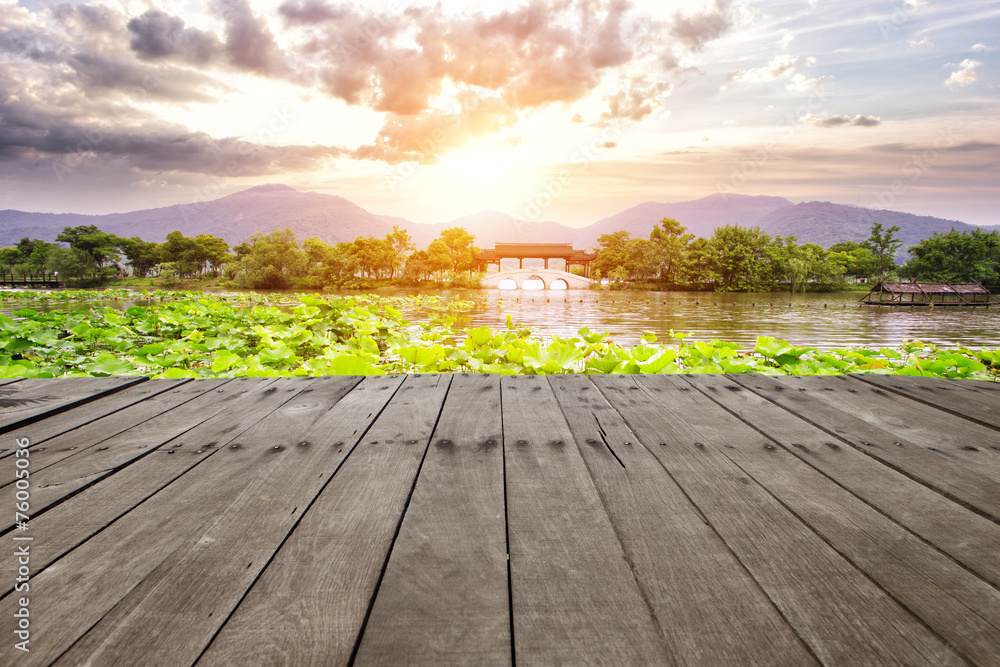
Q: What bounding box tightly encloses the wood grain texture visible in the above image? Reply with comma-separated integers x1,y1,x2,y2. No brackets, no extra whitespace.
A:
199,374,446,667
854,372,1000,430
47,376,366,667
502,374,672,666
0,376,145,432
651,374,1000,665
0,377,297,599
354,374,511,666
685,373,1000,588
592,374,963,667
549,374,815,666
768,375,1000,478
0,378,189,459
0,377,338,666
731,373,1000,520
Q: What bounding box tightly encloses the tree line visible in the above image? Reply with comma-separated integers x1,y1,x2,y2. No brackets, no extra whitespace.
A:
590,219,1000,292
0,224,481,289
1,218,996,292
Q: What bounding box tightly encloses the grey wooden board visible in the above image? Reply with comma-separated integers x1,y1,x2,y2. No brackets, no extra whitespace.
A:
648,374,1000,665
48,376,367,667
769,375,1000,478
0,377,301,599
0,378,22,387
730,374,1000,520
592,374,963,666
0,377,345,666
685,374,1000,588
548,374,815,666
354,374,511,666
952,378,1000,395
854,372,1000,430
0,379,238,531
0,379,190,459
199,374,446,667
0,379,223,492
501,374,671,665
0,376,145,432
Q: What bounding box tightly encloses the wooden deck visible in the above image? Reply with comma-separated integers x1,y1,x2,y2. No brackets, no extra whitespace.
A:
2,373,999,666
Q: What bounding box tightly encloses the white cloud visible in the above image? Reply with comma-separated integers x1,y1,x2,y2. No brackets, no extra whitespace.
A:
971,43,996,52
909,37,933,49
787,73,829,91
945,59,981,88
803,112,882,128
779,31,794,50
727,54,798,85
722,119,736,126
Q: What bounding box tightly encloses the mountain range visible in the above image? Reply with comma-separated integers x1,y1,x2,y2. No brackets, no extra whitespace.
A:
1,184,996,262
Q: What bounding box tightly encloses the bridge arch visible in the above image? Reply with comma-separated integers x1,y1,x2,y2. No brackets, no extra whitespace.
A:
481,268,594,290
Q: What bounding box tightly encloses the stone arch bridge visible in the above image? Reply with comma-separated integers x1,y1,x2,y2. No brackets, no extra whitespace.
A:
480,269,594,290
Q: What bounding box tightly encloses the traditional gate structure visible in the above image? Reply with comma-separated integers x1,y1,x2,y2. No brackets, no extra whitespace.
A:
473,243,597,276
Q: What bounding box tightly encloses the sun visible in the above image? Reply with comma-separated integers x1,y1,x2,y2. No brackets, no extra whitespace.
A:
440,148,514,184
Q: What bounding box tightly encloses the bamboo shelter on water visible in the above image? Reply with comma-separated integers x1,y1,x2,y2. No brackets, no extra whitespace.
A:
860,281,995,307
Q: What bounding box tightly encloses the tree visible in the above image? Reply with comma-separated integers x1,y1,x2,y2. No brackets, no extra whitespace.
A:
55,225,122,270
194,234,231,275
118,237,160,278
649,218,694,285
828,247,878,283
429,227,477,274
230,228,307,289
622,238,660,280
901,228,1000,289
704,224,777,292
385,226,415,279
862,222,902,278
592,231,631,277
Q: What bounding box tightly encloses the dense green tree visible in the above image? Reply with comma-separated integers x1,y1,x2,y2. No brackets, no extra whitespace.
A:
55,225,122,269
194,234,231,275
592,231,631,278
649,218,694,285
118,237,161,278
45,247,99,284
428,227,477,274
230,228,307,289
702,224,777,291
385,226,415,279
900,228,1000,289
862,222,902,278
827,247,878,283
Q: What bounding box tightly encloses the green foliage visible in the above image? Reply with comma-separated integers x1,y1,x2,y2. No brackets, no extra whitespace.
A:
901,228,1000,290
0,290,994,382
862,222,902,278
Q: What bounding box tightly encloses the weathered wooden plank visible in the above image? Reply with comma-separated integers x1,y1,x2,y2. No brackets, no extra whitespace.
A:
502,374,671,665
952,378,1000,395
0,379,190,458
353,374,510,665
0,378,221,495
199,374,447,667
685,373,1000,588
854,373,1000,430
731,374,1000,520
0,376,146,433
548,374,815,666
650,374,1000,665
0,376,362,666
592,374,963,667
0,377,301,597
0,379,242,531
766,375,1000,477
51,376,388,667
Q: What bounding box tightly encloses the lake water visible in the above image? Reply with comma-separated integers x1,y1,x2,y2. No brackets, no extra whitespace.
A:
5,287,999,350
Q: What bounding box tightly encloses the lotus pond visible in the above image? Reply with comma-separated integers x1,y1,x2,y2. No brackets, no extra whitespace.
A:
0,289,996,381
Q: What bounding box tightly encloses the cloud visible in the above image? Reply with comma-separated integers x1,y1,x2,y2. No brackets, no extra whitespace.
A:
669,0,733,52
727,54,798,84
908,37,933,49
127,10,221,65
213,0,287,75
945,59,981,88
804,113,882,127
971,43,995,52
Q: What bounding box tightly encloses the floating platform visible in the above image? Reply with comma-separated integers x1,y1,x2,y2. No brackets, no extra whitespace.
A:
2,373,999,665
861,280,995,307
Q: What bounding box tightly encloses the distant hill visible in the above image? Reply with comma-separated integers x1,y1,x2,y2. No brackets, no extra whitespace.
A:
756,201,1000,262
1,186,995,262
0,184,395,248
582,193,794,246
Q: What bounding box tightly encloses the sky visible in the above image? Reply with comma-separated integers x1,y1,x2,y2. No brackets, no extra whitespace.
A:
0,0,998,227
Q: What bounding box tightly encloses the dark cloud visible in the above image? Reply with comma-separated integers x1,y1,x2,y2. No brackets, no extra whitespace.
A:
128,10,221,65
807,113,882,128
669,0,733,52
278,0,349,25
213,0,287,75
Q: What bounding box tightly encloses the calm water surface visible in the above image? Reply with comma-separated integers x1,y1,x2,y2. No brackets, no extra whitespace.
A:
5,287,999,350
